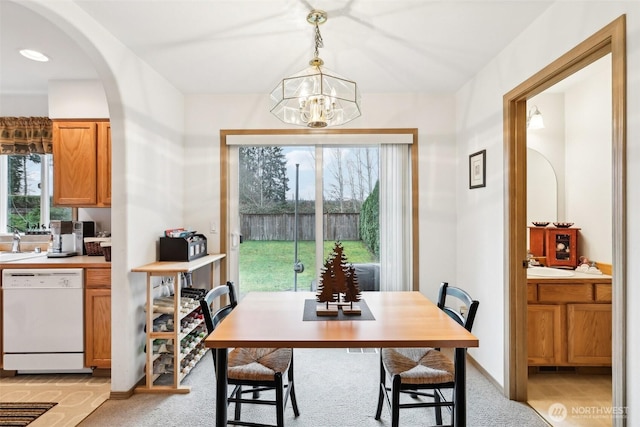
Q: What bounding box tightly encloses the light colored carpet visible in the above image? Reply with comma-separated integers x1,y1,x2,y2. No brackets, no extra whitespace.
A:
80,348,549,427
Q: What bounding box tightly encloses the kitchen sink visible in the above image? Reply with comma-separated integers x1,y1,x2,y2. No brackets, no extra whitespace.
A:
0,252,46,262
527,266,575,277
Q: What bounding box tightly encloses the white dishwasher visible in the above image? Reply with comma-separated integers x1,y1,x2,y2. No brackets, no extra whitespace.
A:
2,268,89,372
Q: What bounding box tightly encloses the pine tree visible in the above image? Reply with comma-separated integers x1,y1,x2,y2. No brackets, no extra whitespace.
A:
317,241,362,314
331,242,349,295
343,265,361,303
239,146,289,213
316,262,338,304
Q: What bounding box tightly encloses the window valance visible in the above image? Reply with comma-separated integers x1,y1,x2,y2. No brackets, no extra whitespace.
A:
0,117,53,155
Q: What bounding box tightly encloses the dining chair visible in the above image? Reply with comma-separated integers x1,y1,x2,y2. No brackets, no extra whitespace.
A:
374,282,479,427
200,282,300,427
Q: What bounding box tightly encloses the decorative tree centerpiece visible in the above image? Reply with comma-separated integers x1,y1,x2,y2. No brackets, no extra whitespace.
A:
316,241,362,316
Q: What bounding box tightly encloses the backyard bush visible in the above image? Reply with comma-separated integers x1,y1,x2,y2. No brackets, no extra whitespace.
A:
359,181,380,256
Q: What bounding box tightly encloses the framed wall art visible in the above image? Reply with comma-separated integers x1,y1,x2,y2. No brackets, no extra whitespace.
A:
469,149,486,189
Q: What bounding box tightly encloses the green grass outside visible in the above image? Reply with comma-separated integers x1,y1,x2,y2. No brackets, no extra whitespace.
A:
239,240,377,295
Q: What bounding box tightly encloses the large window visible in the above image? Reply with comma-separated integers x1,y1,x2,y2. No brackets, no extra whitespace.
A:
0,154,71,233
223,129,418,297
237,145,380,297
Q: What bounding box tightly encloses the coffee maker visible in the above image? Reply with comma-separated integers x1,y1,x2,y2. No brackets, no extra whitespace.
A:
48,220,83,257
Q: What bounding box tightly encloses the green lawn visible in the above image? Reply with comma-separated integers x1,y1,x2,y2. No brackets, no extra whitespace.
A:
239,240,376,295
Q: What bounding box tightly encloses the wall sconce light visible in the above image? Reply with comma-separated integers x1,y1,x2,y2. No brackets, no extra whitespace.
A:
527,105,545,130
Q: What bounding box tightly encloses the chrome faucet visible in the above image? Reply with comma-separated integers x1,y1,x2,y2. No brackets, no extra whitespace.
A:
11,229,21,253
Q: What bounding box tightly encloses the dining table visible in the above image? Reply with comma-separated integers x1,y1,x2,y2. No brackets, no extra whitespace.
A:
203,291,479,427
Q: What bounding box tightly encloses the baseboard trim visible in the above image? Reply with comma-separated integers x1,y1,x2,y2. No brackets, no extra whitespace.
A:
91,368,111,378
109,388,135,400
467,353,504,394
108,377,144,400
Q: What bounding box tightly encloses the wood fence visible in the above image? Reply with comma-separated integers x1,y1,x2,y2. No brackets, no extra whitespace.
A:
240,213,360,241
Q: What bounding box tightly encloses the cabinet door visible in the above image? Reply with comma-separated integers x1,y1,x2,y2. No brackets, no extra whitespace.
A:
97,122,111,206
528,305,562,365
567,304,611,365
53,121,98,205
85,288,111,368
545,228,579,267
0,286,3,370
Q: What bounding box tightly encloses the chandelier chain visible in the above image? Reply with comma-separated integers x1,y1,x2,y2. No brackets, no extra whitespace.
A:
313,23,324,59
269,8,360,128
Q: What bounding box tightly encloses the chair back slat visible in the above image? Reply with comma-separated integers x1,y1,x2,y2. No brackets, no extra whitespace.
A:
437,282,479,332
441,306,465,326
200,282,237,334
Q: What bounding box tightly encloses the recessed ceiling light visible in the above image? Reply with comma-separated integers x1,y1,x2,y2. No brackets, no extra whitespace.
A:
19,49,49,62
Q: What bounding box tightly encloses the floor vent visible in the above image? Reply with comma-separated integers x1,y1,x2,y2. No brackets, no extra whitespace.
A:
347,348,378,354
537,366,576,373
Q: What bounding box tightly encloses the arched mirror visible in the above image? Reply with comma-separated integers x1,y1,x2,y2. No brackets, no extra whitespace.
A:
526,148,557,224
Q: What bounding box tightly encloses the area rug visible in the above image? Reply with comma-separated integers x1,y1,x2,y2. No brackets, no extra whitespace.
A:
0,402,57,426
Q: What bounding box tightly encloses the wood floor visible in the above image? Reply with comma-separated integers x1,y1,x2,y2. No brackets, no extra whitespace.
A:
528,370,613,426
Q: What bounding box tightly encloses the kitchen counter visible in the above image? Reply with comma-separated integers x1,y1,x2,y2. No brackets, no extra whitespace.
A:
0,255,110,271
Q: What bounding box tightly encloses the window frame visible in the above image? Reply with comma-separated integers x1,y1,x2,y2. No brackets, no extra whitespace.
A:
220,128,419,291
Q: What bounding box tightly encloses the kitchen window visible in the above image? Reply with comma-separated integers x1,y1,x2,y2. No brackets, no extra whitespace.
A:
0,154,71,234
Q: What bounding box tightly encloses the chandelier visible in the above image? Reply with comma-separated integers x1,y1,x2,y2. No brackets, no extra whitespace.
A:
270,10,361,128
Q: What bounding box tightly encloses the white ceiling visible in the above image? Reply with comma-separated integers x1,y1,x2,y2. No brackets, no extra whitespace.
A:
1,0,554,96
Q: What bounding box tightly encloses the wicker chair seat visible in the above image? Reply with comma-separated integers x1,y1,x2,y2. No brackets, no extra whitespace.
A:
381,347,455,385
228,347,293,382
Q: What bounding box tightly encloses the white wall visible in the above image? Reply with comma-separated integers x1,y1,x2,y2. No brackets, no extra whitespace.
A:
564,57,612,264
48,79,109,118
24,0,186,394
456,2,640,421
184,93,459,304
0,94,48,116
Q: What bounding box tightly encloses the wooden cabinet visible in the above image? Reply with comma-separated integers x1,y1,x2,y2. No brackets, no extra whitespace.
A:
97,122,112,206
567,304,612,364
0,280,3,370
528,226,580,267
85,268,111,369
527,305,562,365
528,226,546,257
545,228,579,267
527,278,611,367
53,120,111,207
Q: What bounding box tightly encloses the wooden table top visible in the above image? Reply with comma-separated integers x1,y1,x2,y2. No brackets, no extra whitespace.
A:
204,291,479,349
131,253,225,274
